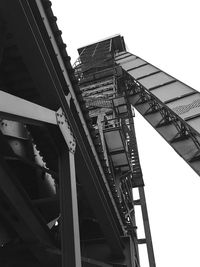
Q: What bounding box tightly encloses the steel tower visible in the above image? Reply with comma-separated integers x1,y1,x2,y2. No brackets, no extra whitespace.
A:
73,36,155,267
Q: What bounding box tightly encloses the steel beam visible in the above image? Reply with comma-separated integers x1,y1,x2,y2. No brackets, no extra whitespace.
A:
0,0,124,257
59,148,82,267
0,90,57,126
56,108,82,266
139,187,156,267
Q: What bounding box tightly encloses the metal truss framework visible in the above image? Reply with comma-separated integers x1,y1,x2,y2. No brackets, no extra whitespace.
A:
0,2,130,267
131,76,200,162
0,90,82,266
74,35,156,267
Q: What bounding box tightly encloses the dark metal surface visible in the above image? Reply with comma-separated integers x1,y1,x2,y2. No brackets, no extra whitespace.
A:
0,1,129,265
59,148,81,267
0,153,58,266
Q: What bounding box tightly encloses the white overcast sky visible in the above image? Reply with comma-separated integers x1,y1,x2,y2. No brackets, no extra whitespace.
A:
52,1,200,266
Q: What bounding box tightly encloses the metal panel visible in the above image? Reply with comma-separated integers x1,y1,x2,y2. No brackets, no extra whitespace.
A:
121,166,130,172
116,54,137,64
104,131,124,152
118,105,128,114
111,153,128,166
129,64,158,79
187,117,200,134
151,81,194,103
139,72,174,89
120,58,146,71
167,93,200,120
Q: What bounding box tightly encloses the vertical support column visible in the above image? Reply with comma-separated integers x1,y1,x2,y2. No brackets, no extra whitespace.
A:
59,148,82,267
139,187,156,267
57,107,82,267
129,198,141,267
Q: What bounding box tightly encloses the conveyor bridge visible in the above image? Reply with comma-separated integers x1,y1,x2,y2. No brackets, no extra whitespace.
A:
115,52,200,176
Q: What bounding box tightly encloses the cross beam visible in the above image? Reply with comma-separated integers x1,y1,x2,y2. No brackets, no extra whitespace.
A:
0,90,82,265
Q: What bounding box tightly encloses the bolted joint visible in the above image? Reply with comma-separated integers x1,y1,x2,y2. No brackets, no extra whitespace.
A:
56,107,76,153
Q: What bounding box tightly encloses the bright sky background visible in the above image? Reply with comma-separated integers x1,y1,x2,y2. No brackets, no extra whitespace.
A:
52,1,200,266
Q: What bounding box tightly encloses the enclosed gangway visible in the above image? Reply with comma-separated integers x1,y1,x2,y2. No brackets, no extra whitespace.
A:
115,52,200,176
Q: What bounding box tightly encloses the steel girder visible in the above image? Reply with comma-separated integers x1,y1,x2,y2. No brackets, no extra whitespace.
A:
0,0,124,260
0,88,83,266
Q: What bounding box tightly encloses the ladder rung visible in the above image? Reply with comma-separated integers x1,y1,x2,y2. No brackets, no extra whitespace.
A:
138,238,146,244
134,199,141,205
